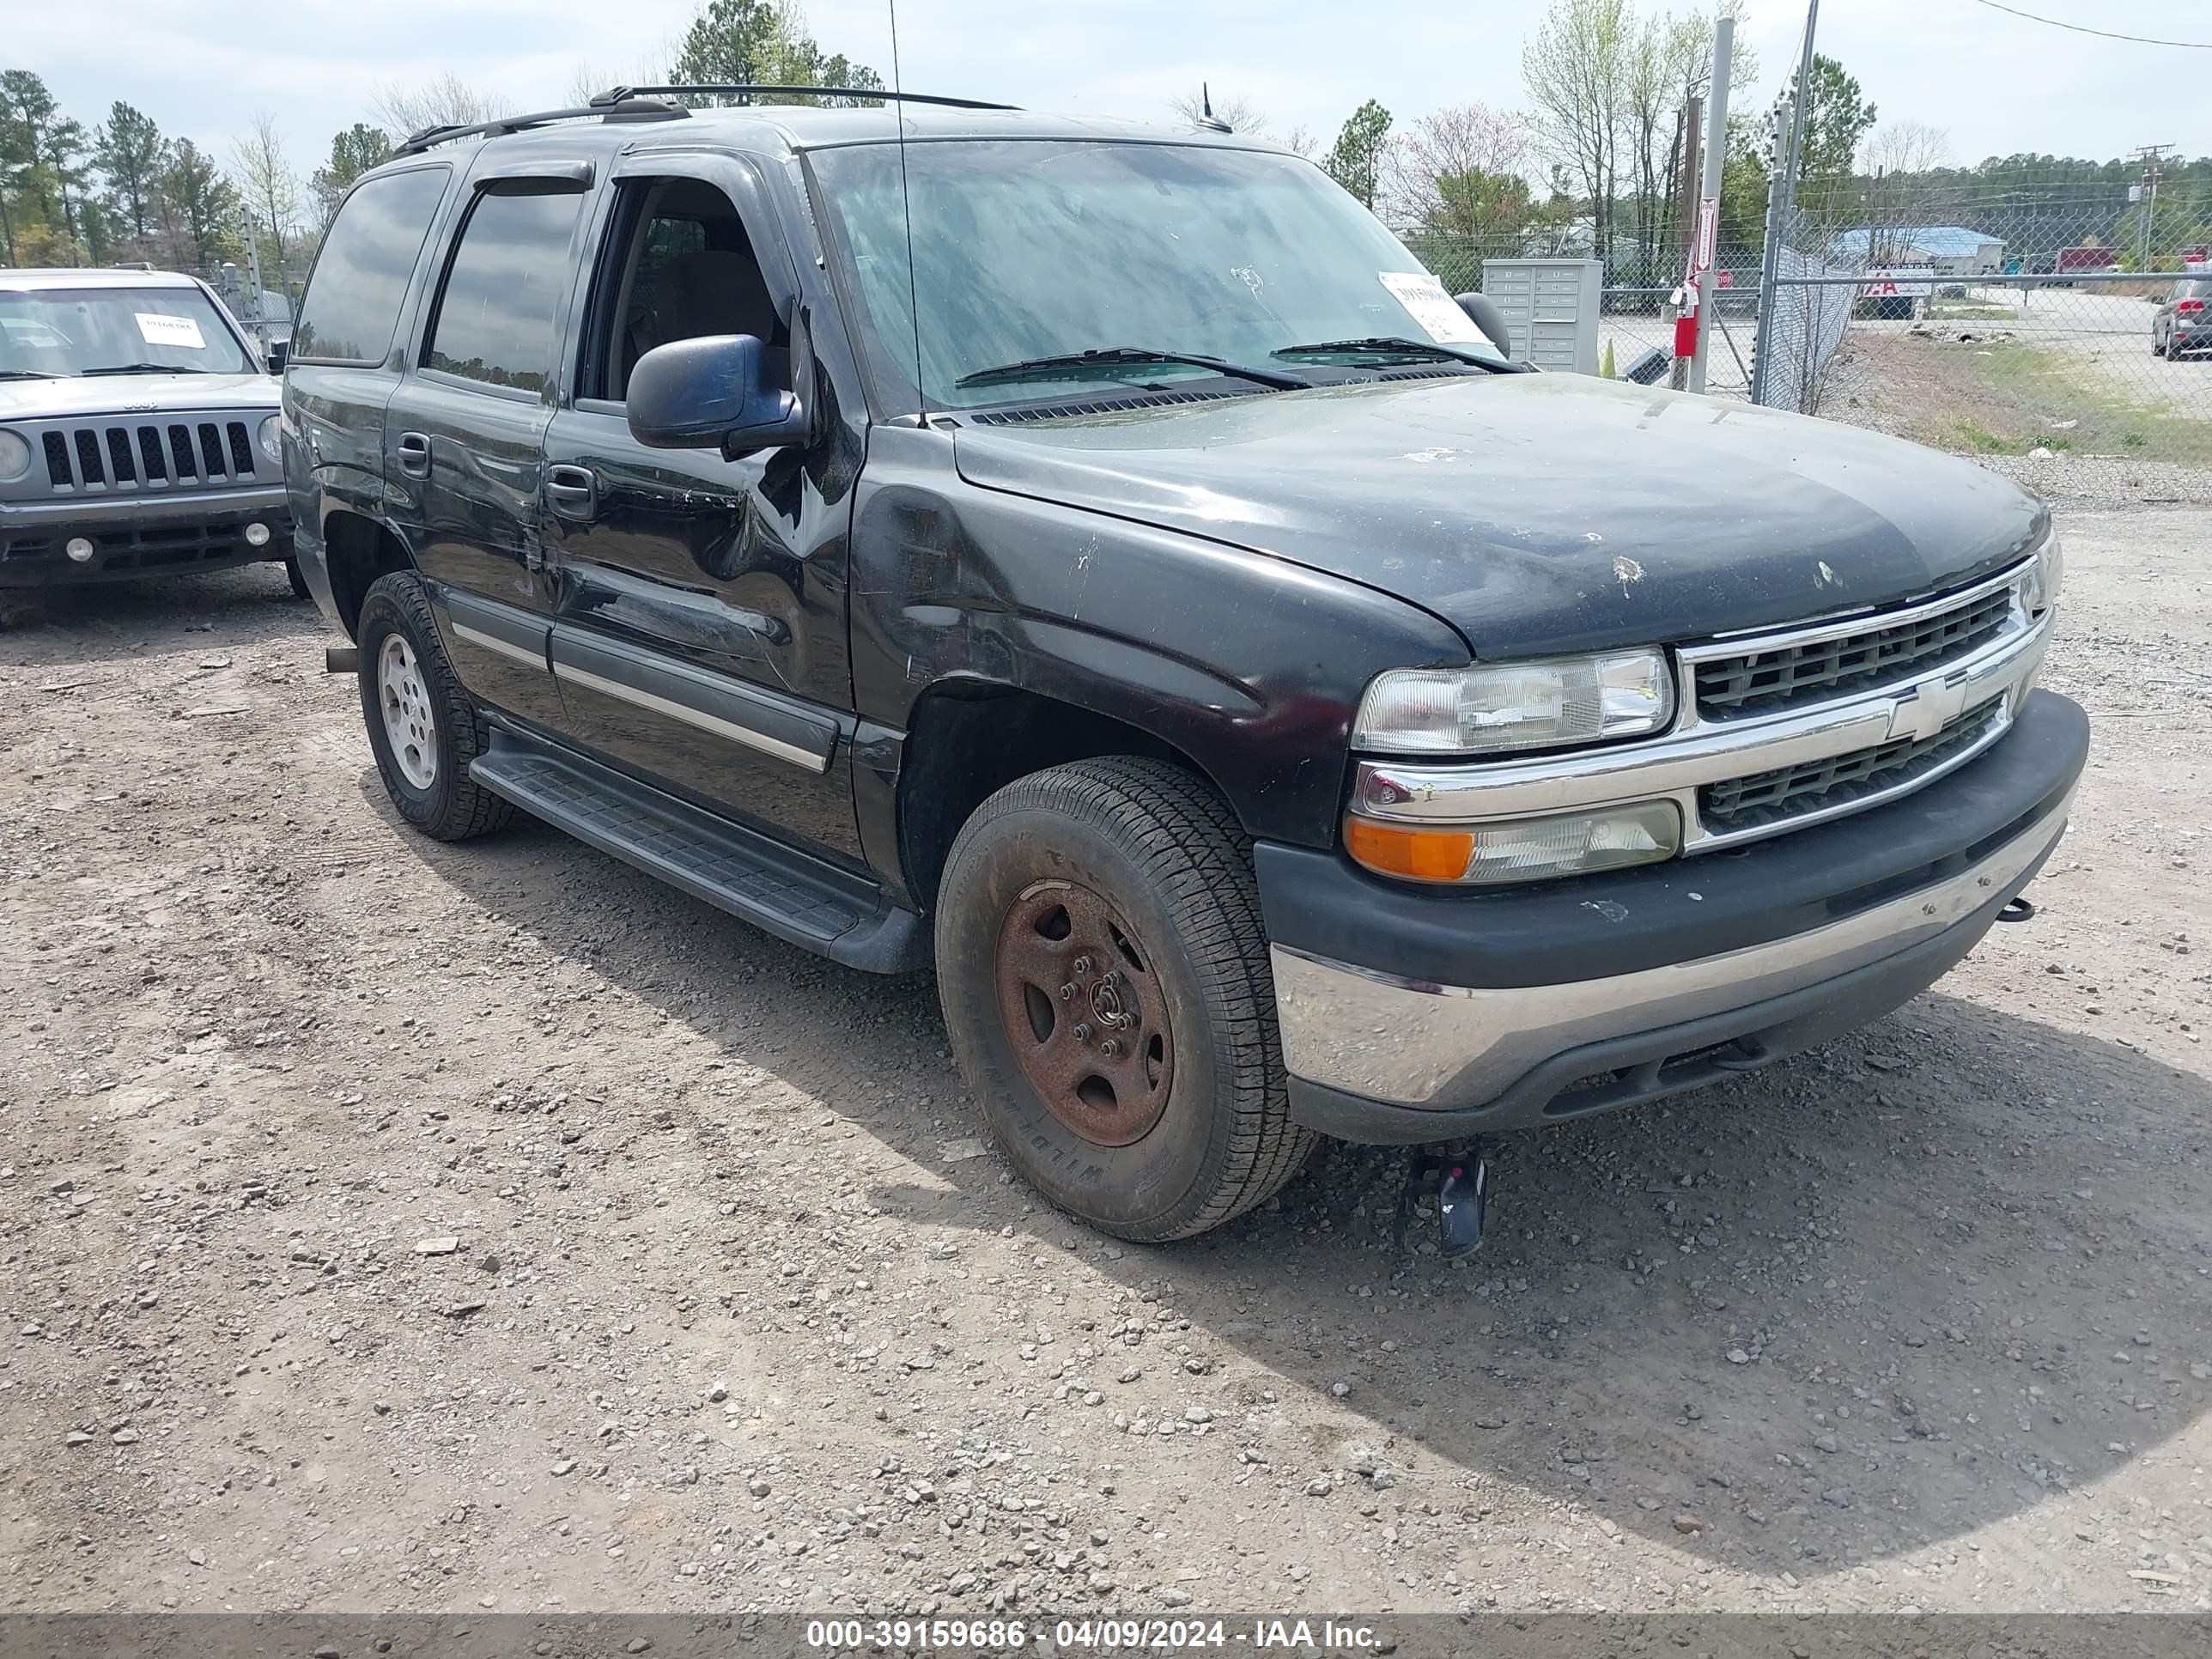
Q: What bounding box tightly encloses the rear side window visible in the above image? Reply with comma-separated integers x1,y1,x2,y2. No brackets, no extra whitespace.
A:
424,185,587,393
2179,281,2211,300
292,167,450,364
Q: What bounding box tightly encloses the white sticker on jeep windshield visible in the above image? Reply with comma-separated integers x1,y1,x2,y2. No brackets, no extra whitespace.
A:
1378,271,1485,344
135,313,205,349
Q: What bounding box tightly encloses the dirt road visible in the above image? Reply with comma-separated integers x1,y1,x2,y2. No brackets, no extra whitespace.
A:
3,495,2209,1619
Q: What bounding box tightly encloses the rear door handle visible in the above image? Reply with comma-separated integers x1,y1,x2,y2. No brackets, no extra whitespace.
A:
544,464,598,521
396,431,431,478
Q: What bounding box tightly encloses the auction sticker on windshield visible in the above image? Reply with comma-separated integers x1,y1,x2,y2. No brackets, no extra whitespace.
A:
1379,270,1485,345
135,313,205,349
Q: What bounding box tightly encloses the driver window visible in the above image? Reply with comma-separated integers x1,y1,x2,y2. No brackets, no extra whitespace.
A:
588,177,787,402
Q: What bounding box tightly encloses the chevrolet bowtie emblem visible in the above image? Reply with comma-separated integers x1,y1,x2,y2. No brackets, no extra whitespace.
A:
1887,670,1972,744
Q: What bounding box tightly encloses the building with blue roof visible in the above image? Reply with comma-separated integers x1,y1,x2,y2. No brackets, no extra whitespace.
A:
1831,225,2006,276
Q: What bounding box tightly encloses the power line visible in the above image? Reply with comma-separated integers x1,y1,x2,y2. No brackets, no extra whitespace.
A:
1961,0,2212,48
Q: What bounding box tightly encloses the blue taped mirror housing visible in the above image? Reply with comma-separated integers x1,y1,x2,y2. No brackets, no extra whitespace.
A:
626,333,805,453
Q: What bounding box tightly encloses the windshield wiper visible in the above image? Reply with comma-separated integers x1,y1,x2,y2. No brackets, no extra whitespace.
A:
1271,337,1510,370
957,346,1305,392
80,363,212,376
0,368,57,380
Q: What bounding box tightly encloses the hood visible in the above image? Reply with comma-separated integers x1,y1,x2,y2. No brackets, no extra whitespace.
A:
0,372,279,422
952,374,2047,658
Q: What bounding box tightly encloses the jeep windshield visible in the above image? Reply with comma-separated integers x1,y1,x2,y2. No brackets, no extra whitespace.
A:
809,139,1510,411
0,286,258,379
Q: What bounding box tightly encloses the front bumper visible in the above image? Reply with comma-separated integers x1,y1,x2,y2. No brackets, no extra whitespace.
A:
0,486,292,586
1259,690,2088,1143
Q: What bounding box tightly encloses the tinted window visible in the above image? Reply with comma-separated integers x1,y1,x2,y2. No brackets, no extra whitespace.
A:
2179,281,2211,300
292,167,449,363
425,186,586,392
583,177,783,400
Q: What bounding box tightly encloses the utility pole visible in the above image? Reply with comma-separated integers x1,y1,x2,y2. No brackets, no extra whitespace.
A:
1688,15,1733,393
1668,94,1702,390
2131,144,2172,270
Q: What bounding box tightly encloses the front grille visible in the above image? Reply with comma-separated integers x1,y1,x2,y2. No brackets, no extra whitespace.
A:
28,418,261,495
1700,696,2005,835
1695,582,2014,718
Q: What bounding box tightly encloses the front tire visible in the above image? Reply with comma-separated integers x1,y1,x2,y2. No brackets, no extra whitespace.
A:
354,571,514,842
936,757,1313,1241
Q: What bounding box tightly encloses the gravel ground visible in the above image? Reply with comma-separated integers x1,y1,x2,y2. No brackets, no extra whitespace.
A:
3,483,2209,1620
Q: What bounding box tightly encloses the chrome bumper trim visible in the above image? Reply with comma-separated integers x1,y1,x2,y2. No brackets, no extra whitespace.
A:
1272,785,2071,1109
1352,605,2051,854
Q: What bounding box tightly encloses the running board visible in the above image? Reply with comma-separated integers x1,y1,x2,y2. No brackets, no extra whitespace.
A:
470,727,927,973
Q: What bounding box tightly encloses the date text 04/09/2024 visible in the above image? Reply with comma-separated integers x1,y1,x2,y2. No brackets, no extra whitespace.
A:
801,1617,1386,1650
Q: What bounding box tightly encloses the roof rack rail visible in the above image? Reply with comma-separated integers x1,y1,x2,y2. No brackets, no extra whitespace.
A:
392,96,689,159
591,84,1019,112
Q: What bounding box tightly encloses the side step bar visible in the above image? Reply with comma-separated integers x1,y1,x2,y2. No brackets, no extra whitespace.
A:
469,726,928,974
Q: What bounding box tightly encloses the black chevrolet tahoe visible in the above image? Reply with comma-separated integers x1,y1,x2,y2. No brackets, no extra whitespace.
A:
283,91,2087,1243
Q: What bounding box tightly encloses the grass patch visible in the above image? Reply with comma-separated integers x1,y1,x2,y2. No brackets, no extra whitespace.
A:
1899,339,2209,465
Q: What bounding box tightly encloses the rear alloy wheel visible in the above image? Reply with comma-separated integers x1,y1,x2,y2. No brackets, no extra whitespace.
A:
354,570,514,842
937,757,1313,1241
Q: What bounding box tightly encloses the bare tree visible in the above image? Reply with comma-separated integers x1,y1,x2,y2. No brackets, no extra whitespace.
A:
1167,88,1270,139
373,75,514,143
230,112,301,266
1861,120,1956,267
1385,104,1532,232
1522,0,1631,261
1863,119,1950,178
1280,124,1320,161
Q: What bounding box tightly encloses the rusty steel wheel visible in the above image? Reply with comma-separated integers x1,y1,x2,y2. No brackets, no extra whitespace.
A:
994,881,1176,1147
936,757,1315,1242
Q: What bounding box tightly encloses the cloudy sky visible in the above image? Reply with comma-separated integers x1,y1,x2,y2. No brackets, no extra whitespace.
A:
15,0,2207,180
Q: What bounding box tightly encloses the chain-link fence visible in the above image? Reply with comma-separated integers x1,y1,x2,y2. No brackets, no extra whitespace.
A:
1406,171,2212,470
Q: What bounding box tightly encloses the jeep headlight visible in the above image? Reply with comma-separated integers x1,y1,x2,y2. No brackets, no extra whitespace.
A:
2021,528,2062,618
1352,650,1675,757
258,415,283,466
0,428,31,483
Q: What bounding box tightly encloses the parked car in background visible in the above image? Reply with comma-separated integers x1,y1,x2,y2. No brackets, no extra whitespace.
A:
1,267,301,592
2154,279,2209,360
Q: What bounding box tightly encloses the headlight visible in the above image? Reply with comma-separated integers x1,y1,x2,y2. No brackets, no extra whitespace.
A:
258,415,283,465
1352,650,1675,756
0,428,32,483
2021,528,2062,617
1346,800,1681,885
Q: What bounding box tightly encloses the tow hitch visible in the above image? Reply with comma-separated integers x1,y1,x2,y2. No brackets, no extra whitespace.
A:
1394,1139,1497,1259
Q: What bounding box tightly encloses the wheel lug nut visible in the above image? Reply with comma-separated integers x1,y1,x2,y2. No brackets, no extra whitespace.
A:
1072,1023,1093,1042
1100,1038,1121,1058
1072,954,1094,975
1058,982,1077,1000
1101,969,1121,988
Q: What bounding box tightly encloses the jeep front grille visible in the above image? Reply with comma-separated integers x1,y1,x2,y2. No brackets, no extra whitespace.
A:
27,417,262,495
1693,580,2014,718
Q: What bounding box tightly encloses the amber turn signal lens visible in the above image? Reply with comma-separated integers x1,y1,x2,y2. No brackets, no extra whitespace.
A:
1344,817,1475,882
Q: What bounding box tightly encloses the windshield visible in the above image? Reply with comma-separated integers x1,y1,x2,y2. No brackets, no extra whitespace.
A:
0,285,259,378
810,139,1508,410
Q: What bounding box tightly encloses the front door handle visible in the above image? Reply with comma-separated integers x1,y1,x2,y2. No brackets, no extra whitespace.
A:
544,464,597,521
396,431,431,479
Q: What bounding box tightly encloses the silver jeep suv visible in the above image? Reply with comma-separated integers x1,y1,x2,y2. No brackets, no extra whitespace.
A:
1,267,297,591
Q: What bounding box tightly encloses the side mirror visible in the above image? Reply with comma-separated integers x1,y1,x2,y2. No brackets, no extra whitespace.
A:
265,340,289,374
627,333,807,456
1453,291,1516,358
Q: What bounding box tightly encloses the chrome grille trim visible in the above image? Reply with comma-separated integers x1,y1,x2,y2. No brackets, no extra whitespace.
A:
1676,556,2034,726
